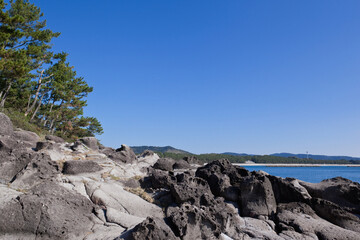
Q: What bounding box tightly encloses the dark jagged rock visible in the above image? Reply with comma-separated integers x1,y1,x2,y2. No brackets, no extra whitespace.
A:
195,159,249,202
311,198,360,233
45,135,65,143
0,112,13,136
80,137,99,150
150,169,177,189
153,158,175,171
102,144,136,164
276,202,359,240
120,217,179,240
10,153,60,189
183,156,199,164
167,203,221,239
139,150,154,157
0,135,19,152
238,175,277,218
0,149,35,183
170,173,213,206
0,182,95,240
268,176,311,204
36,141,61,151
300,177,360,213
62,160,102,175
173,159,190,169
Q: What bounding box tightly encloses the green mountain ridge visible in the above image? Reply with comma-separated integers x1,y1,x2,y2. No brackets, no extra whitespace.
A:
130,146,360,163
130,146,191,155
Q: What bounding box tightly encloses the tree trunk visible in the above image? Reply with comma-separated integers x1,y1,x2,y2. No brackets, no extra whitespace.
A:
30,92,45,121
25,70,45,116
0,81,13,108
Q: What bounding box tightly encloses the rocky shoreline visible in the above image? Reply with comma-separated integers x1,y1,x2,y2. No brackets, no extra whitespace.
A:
0,112,359,240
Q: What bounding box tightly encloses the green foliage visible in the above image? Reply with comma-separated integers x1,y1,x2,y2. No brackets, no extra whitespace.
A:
1,107,47,136
0,0,103,139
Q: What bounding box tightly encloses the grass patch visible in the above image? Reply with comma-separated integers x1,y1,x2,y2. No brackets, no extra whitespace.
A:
124,187,154,203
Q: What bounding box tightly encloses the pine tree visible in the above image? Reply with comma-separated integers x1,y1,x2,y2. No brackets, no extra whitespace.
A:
0,0,59,107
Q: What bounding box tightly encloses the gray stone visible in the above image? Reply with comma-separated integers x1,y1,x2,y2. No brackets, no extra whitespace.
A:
238,175,277,218
0,149,34,183
0,112,13,136
173,159,191,169
80,137,99,150
62,160,102,175
153,158,175,171
12,129,40,143
0,182,95,240
276,202,359,240
311,198,360,233
268,176,312,204
45,135,65,143
102,145,136,164
10,153,60,189
120,217,179,240
300,177,360,213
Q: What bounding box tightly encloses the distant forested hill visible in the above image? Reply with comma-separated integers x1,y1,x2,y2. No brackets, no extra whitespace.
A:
130,146,360,164
130,146,191,154
270,153,360,161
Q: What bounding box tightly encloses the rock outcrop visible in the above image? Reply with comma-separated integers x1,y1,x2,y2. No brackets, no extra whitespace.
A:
0,112,359,240
0,112,13,136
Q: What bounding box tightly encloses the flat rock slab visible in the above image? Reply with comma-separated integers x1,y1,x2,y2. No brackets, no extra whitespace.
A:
106,207,145,228
62,160,102,175
85,181,163,219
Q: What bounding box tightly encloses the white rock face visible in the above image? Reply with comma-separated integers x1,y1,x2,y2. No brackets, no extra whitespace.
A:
85,181,163,219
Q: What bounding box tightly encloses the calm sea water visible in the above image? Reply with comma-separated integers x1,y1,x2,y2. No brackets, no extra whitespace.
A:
242,166,360,183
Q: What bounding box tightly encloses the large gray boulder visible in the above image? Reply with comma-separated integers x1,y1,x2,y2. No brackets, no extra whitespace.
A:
153,158,175,171
0,113,13,136
80,137,99,151
268,176,312,204
10,153,60,189
170,173,213,206
311,198,360,233
12,129,40,143
102,144,136,164
276,202,359,240
0,149,35,184
62,160,102,175
45,135,65,143
300,177,360,213
120,217,179,240
0,182,95,240
238,175,277,218
173,159,190,169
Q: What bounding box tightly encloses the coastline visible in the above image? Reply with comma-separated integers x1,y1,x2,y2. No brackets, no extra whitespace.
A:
233,163,360,167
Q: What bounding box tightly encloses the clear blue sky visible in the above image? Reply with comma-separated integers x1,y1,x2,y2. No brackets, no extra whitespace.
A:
32,0,360,156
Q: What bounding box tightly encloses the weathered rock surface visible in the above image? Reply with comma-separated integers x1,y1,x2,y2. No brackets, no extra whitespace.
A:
102,144,136,164
153,157,175,171
62,160,102,175
12,129,40,144
0,182,95,240
10,153,60,189
0,112,13,136
173,159,190,169
276,202,359,240
45,135,65,143
119,217,179,240
80,137,99,150
0,149,35,183
300,177,360,213
0,113,359,240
